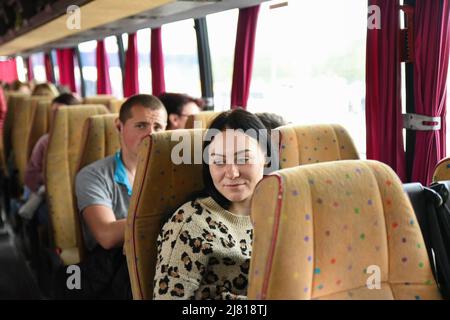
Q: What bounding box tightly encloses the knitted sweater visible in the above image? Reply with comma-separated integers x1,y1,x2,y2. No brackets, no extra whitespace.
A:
153,197,253,300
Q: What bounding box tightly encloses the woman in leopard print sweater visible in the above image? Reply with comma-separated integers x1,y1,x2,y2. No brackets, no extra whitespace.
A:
153,109,274,300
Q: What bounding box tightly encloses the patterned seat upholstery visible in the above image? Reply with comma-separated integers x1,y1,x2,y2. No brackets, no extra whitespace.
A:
125,129,205,299
12,96,51,187
185,111,220,129
248,160,442,300
45,105,109,265
27,99,53,160
433,157,450,181
83,95,117,112
76,113,120,171
276,124,359,169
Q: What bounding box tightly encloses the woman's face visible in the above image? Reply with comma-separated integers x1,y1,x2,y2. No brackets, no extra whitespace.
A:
208,129,266,205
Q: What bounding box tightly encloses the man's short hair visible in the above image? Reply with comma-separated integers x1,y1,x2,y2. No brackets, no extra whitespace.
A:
119,94,166,123
52,93,80,106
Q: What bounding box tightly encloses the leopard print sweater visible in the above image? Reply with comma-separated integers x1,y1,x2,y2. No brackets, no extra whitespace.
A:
153,196,253,300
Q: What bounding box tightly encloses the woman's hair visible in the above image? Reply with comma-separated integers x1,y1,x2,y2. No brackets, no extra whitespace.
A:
160,108,276,227
11,80,30,92
31,82,59,98
201,108,273,209
158,92,204,116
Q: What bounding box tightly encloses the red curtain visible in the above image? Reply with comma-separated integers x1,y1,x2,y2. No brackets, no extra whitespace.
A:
45,53,54,83
124,33,139,97
411,0,450,185
96,40,112,95
56,48,77,93
366,0,406,181
151,28,166,96
26,57,34,81
230,5,260,109
0,59,18,82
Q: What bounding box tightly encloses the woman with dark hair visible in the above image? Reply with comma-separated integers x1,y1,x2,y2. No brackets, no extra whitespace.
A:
153,109,274,300
158,92,204,130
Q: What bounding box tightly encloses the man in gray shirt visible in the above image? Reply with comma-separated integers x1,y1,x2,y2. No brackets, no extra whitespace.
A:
76,94,167,252
61,94,167,299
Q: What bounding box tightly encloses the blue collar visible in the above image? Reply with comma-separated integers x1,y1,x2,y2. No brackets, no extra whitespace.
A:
114,150,132,196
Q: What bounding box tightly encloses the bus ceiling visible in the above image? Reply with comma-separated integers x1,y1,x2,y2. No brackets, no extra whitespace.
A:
0,0,269,58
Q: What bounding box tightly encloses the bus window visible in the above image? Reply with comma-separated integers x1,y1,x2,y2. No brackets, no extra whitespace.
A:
78,40,97,97
137,28,151,94
207,9,239,110
105,35,123,98
16,56,27,82
248,0,367,157
163,19,201,98
30,53,46,83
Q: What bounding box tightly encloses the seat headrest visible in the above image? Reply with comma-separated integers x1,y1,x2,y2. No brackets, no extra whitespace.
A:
77,113,120,171
433,158,450,182
276,124,359,169
185,111,220,129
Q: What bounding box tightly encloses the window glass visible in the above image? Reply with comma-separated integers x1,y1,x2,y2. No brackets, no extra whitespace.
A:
105,36,123,98
78,40,97,97
249,0,367,157
163,19,202,98
30,52,46,83
207,9,239,110
137,28,151,94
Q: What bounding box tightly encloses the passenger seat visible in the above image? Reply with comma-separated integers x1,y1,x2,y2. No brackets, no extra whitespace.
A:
45,105,109,265
248,160,441,299
275,124,359,169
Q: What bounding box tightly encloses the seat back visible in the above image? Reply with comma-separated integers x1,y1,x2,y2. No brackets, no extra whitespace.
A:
3,93,28,166
45,105,109,265
248,160,441,299
125,129,205,299
83,95,117,112
276,124,359,169
433,157,450,181
185,111,220,129
12,96,51,186
76,113,120,171
110,98,125,113
27,99,53,160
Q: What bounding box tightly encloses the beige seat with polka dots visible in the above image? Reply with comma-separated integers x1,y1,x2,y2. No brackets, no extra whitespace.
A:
275,124,359,169
248,159,442,299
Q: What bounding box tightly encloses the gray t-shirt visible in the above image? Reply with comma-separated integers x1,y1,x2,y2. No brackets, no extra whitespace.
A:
75,154,131,252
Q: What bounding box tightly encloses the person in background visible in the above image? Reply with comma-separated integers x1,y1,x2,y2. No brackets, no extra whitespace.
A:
158,92,204,130
10,80,31,94
255,112,287,131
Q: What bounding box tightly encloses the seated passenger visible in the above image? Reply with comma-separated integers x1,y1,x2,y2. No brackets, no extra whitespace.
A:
153,109,273,300
20,93,81,220
31,82,59,98
67,94,167,299
158,92,203,130
10,80,31,94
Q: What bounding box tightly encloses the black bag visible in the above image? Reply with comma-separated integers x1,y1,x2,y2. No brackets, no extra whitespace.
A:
52,246,132,300
424,182,450,299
